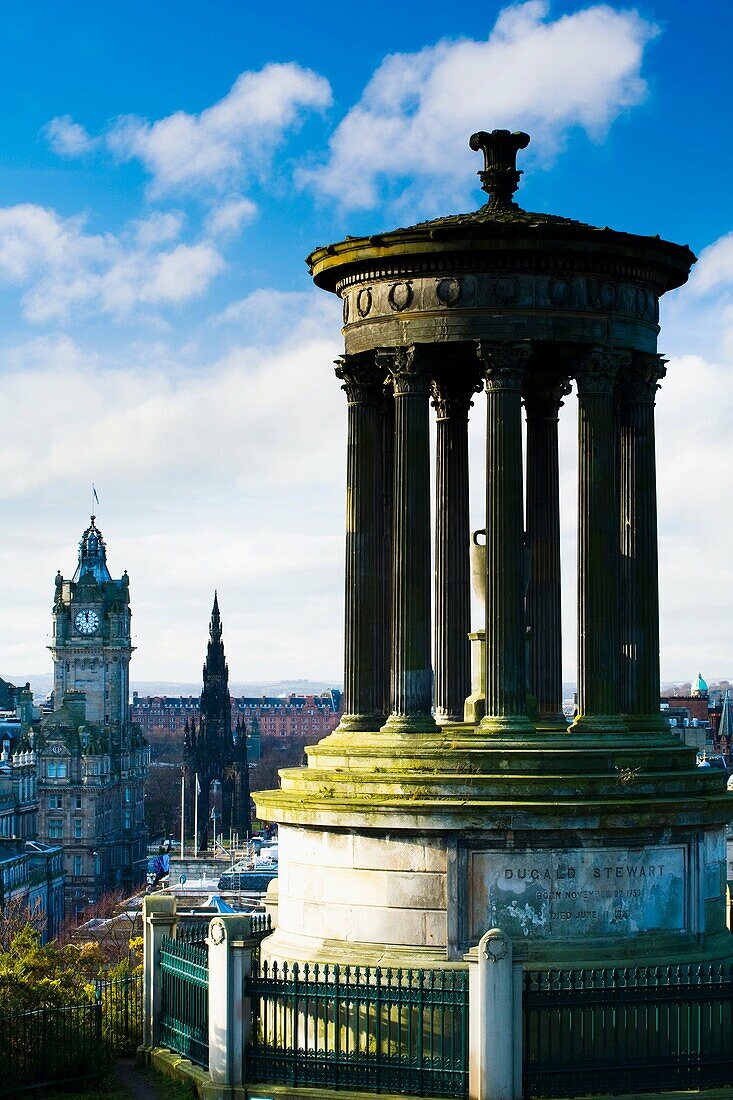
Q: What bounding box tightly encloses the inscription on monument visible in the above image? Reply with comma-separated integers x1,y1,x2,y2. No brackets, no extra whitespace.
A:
469,847,686,939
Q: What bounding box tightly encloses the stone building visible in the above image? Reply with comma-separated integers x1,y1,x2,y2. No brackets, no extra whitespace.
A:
132,689,341,748
29,518,149,919
0,839,65,942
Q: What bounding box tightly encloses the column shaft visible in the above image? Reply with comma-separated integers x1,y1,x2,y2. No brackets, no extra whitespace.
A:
572,348,627,732
336,357,386,730
480,343,534,734
381,347,437,732
432,372,479,723
381,386,395,719
524,378,570,725
619,355,667,730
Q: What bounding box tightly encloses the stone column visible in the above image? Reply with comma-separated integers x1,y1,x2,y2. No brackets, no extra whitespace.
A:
618,354,668,731
524,376,570,726
432,367,481,723
572,347,628,733
335,356,386,730
207,914,258,1087
142,894,176,1049
479,343,534,735
380,346,438,733
381,384,395,719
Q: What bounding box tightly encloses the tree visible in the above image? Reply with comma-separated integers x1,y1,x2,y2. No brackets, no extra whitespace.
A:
0,892,48,953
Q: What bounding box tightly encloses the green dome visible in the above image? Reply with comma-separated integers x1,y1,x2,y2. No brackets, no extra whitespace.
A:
691,671,708,696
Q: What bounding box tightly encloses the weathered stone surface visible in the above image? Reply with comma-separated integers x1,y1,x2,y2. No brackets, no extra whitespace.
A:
469,846,686,941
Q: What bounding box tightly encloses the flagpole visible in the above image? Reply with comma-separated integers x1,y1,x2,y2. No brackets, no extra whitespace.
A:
180,774,185,860
194,773,199,860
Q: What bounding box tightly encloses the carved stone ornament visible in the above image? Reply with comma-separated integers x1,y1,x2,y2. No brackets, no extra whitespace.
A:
436,277,462,307
334,357,384,405
618,353,667,405
575,346,630,395
494,276,517,306
388,281,413,312
356,287,372,318
209,919,226,945
477,341,532,391
377,345,429,395
484,935,509,963
430,374,483,420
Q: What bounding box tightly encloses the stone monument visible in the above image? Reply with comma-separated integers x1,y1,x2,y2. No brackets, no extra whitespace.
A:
255,130,732,970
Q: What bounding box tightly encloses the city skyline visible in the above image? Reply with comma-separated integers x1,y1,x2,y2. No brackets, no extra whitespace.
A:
0,0,731,682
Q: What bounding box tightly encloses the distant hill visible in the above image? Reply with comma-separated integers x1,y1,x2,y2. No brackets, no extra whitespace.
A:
2,673,342,702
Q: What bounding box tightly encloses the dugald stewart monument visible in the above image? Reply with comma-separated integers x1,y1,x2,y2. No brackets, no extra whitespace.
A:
255,130,733,972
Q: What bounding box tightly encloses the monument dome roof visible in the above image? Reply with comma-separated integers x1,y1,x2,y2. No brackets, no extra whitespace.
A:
308,129,695,295
691,671,708,696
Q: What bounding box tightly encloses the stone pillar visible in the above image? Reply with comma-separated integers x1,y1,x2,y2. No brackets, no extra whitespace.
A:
479,343,534,735
432,368,481,723
142,894,176,1049
379,346,438,733
524,376,570,726
467,928,522,1100
335,356,386,730
381,384,395,719
572,347,628,733
207,914,257,1087
618,354,668,731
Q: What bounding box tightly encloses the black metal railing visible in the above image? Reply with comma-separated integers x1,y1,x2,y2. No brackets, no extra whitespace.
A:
523,963,733,1097
247,961,469,1098
159,934,209,1068
1,975,143,1097
95,974,144,1056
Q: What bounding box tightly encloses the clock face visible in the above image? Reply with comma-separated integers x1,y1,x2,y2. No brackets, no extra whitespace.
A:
75,608,100,635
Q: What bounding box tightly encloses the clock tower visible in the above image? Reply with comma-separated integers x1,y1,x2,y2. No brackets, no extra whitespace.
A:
50,516,133,749
37,516,148,916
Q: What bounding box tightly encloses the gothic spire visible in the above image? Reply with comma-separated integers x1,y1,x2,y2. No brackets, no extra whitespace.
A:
72,515,112,584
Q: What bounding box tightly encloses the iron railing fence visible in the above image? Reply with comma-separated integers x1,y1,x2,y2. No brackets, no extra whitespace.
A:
1,1003,101,1097
177,921,210,944
523,963,733,1097
159,933,209,1068
247,961,469,1098
0,974,143,1096
95,974,144,1056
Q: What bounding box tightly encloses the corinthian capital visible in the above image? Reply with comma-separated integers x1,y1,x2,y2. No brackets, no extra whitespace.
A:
430,371,483,421
523,375,572,419
334,355,384,405
376,345,430,396
575,346,630,396
617,353,667,405
476,341,532,392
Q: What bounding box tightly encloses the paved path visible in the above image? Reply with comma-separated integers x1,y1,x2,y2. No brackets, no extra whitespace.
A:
112,1058,160,1100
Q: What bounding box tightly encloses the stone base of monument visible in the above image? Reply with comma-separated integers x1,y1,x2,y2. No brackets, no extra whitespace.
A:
255,725,733,972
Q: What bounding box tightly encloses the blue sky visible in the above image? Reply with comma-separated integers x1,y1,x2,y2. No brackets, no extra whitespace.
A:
0,1,731,686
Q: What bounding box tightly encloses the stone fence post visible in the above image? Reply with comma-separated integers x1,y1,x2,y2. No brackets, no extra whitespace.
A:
467,928,523,1100
207,914,259,1088
142,894,177,1050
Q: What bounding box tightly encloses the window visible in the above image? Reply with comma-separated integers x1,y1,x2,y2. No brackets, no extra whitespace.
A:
123,810,132,830
48,762,56,778
52,795,63,810
49,821,63,839
74,820,83,839
57,762,67,778
75,795,82,809
73,856,83,876
124,786,131,803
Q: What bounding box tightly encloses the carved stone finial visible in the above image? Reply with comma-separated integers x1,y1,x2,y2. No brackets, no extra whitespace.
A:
469,129,530,208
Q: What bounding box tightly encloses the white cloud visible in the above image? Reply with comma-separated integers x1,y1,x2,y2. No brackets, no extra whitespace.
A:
43,114,97,156
0,202,224,322
101,62,332,196
205,196,257,238
690,232,733,296
303,0,657,209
